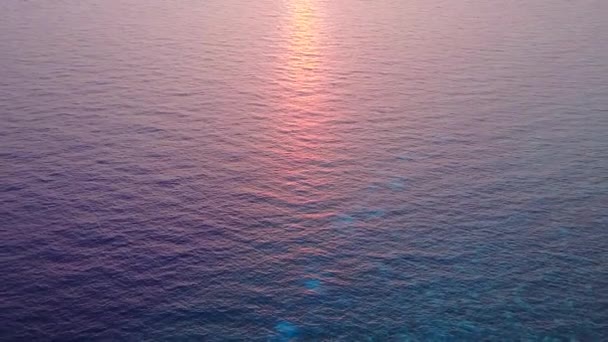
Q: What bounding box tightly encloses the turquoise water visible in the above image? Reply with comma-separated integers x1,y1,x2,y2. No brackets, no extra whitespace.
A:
1,0,607,340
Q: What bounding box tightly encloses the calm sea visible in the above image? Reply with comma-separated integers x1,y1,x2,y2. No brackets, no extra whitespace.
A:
1,0,607,340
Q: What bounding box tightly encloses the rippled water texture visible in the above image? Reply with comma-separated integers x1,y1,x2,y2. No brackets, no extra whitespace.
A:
1,0,607,340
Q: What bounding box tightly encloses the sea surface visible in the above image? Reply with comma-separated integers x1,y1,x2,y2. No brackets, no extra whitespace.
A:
1,0,607,340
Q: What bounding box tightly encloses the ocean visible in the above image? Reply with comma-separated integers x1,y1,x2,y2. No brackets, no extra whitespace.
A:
1,0,607,340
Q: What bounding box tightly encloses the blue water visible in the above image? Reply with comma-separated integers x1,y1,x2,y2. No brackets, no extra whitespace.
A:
1,0,607,340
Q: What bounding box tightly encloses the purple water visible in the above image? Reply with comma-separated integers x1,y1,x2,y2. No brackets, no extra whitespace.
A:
1,0,607,340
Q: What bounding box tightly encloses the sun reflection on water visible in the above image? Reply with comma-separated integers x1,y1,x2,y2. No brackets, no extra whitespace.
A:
271,1,332,152
254,0,340,208
282,0,325,108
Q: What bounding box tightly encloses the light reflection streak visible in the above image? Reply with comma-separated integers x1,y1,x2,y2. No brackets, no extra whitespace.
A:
254,0,338,206
273,0,331,146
